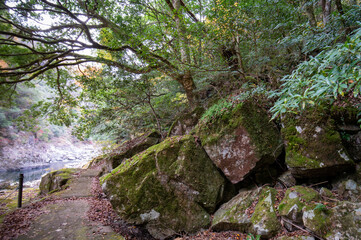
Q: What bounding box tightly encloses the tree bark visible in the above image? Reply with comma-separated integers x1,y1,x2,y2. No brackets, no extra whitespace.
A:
177,71,197,109
304,3,317,28
321,0,332,26
166,0,198,108
335,0,344,15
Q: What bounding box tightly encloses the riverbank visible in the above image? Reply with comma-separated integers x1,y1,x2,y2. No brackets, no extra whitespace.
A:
0,167,153,240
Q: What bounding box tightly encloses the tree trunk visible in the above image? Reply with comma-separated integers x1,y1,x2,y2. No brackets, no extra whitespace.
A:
321,0,332,26
335,0,344,15
177,71,198,108
304,3,317,28
166,0,198,108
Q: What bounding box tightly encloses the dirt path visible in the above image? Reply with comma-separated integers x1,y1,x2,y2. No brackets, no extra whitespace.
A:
14,169,125,240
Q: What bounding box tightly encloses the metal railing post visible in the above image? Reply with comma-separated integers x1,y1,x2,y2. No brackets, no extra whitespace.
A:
18,173,24,208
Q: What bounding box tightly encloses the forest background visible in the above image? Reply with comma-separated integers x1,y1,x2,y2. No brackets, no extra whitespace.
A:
0,0,360,143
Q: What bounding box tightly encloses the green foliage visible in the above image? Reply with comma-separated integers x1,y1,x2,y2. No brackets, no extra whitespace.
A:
72,68,188,140
246,233,261,240
314,203,327,212
1,0,361,142
271,27,361,122
200,98,235,123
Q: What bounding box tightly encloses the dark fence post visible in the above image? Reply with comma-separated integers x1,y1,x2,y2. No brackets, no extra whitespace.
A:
18,173,24,208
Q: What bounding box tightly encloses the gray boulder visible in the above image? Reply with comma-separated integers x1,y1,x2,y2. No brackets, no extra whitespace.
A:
168,107,204,137
211,188,259,232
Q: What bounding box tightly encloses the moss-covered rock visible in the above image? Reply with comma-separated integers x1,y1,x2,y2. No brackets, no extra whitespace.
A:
339,128,361,163
333,179,361,202
325,201,361,240
211,188,259,232
282,111,355,179
103,131,161,172
39,168,78,194
276,171,297,188
168,106,204,137
102,135,225,239
211,187,281,238
196,100,283,184
302,205,332,236
275,236,315,240
278,186,321,226
250,187,281,238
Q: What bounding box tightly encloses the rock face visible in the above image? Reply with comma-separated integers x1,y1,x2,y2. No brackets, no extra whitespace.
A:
39,168,78,194
282,112,355,179
104,131,161,171
250,187,281,238
278,186,321,231
196,101,283,184
168,107,204,137
101,135,225,239
211,187,280,238
341,129,361,163
211,188,259,232
326,201,361,240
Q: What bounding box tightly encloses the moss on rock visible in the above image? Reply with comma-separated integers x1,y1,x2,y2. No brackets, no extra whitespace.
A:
196,100,283,184
282,111,355,179
211,188,260,232
325,201,361,239
102,135,225,239
278,186,320,225
302,205,332,236
167,106,204,137
39,168,78,195
250,187,281,238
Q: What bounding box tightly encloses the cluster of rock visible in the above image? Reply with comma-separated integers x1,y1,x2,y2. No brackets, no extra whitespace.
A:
45,98,360,239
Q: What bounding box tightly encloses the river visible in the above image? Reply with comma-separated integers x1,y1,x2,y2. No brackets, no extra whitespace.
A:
0,159,90,188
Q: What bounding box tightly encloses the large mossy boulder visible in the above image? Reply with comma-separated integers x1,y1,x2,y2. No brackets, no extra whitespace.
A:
211,187,281,238
196,100,283,184
101,135,225,239
39,168,78,194
282,112,355,179
104,131,161,171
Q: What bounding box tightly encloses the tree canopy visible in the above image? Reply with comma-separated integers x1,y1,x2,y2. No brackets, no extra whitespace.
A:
0,0,360,139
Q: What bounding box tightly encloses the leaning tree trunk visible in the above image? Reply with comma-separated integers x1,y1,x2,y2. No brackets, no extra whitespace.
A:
177,71,198,109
